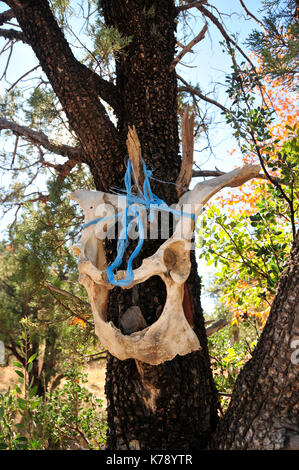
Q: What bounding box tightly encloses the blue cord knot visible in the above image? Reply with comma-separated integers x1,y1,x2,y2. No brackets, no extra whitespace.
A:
83,159,195,286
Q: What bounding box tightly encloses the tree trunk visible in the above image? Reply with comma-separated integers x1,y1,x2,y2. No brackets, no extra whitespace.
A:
101,0,219,450
210,233,299,450
101,0,181,193
105,251,219,450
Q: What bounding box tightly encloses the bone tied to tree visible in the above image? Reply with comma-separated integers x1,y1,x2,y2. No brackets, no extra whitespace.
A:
69,127,261,365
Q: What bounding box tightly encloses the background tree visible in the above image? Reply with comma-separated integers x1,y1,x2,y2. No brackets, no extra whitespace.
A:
0,174,102,395
0,0,298,450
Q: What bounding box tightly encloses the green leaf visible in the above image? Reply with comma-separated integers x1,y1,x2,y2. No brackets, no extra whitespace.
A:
30,399,40,410
13,361,23,369
27,353,37,364
14,385,22,394
15,370,24,379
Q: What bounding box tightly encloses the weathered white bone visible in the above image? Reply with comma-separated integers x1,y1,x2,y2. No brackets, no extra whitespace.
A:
69,163,261,365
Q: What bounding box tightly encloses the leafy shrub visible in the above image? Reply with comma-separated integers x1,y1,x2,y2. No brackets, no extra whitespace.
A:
0,346,107,450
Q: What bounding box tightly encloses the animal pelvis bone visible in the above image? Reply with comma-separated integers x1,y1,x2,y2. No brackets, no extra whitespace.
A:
69,164,261,365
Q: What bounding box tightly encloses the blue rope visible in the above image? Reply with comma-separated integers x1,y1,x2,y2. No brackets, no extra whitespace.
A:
83,159,195,286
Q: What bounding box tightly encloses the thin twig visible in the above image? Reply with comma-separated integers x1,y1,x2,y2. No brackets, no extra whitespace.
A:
206,318,229,336
7,64,40,92
0,39,13,81
48,290,94,327
44,282,90,307
177,74,229,113
170,22,208,71
10,134,18,168
238,0,265,29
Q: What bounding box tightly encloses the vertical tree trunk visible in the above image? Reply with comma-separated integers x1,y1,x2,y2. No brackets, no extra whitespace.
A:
102,0,181,190
98,0,219,450
105,250,219,450
211,234,299,450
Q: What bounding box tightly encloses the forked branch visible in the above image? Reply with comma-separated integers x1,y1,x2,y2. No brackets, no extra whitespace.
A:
170,22,208,71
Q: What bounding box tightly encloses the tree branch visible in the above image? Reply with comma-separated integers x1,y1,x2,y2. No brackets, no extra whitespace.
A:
192,168,284,184
238,0,265,29
176,1,208,13
206,318,229,336
0,117,84,159
48,290,94,327
7,0,124,191
177,74,229,113
0,27,26,42
0,8,15,26
44,282,90,307
170,22,208,71
195,3,256,69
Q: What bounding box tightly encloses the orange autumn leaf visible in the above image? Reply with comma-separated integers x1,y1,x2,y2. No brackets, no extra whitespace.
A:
72,317,86,328
216,72,297,218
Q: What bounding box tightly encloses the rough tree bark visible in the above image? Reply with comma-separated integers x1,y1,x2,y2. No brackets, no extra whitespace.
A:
100,0,219,450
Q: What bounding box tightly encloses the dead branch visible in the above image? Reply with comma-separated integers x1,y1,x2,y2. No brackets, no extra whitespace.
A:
177,106,195,197
170,22,208,72
126,125,144,193
206,318,229,336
